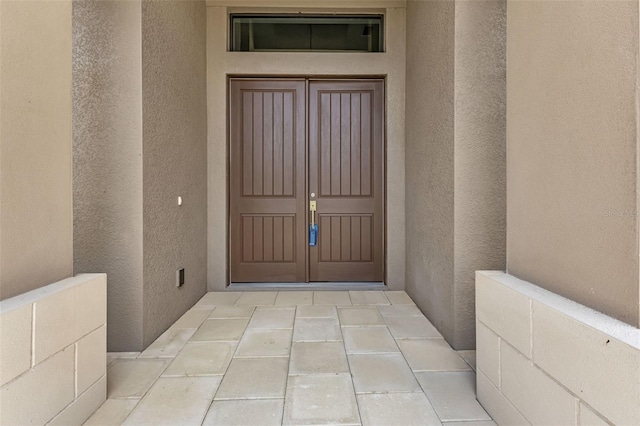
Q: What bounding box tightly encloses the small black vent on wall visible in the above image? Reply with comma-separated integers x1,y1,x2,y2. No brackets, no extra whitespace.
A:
177,268,185,287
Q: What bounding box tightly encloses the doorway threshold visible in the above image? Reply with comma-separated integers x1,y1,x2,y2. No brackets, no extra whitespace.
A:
228,282,386,291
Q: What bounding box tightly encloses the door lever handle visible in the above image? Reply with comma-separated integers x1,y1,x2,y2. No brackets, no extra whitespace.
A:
309,201,317,226
309,200,318,246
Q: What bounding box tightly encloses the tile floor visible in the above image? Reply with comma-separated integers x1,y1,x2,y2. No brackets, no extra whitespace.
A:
87,291,494,426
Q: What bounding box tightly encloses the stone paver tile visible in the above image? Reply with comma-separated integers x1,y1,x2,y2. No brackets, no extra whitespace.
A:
377,304,423,318
248,307,295,329
190,318,249,342
162,342,236,377
313,291,352,305
416,372,492,422
107,352,139,367
275,292,313,306
293,318,342,342
385,316,442,339
235,328,292,357
385,291,415,305
338,307,385,326
215,358,288,400
348,354,421,394
283,374,360,425
208,306,255,319
123,377,221,425
349,291,390,305
236,292,277,306
138,329,197,358
194,292,242,309
107,358,170,399
203,399,284,426
84,399,139,425
103,293,496,426
289,342,349,375
398,339,471,372
357,393,441,426
170,309,211,330
296,305,337,319
343,327,399,354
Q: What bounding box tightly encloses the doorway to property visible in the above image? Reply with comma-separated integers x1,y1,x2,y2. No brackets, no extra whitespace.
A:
229,78,385,284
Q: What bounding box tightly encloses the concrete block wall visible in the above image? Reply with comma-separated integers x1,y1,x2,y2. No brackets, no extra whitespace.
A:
475,271,640,425
0,274,107,425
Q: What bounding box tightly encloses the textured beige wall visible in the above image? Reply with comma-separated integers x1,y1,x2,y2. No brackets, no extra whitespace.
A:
405,0,456,342
453,0,507,348
405,0,506,349
73,0,144,351
73,0,208,350
206,2,406,290
0,0,74,300
141,0,208,348
506,0,640,327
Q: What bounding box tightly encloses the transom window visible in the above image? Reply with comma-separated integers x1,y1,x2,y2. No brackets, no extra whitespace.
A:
230,14,384,52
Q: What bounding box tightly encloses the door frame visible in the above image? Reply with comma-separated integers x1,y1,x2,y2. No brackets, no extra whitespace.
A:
227,75,387,286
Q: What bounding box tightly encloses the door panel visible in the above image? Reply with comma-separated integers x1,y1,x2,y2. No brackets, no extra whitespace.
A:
309,80,384,282
230,80,306,282
230,78,384,283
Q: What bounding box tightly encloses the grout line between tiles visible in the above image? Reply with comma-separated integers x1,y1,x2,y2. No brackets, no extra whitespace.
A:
341,324,388,328
212,395,289,401
381,305,446,424
208,306,254,402
30,303,36,368
117,359,171,424
74,342,79,398
355,389,426,395
280,299,297,424
341,302,365,426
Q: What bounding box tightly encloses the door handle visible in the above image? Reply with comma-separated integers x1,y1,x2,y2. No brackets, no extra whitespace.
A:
309,200,318,246
310,201,317,226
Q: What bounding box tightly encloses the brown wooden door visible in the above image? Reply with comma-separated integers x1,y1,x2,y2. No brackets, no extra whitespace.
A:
230,78,384,283
308,80,384,282
230,79,307,282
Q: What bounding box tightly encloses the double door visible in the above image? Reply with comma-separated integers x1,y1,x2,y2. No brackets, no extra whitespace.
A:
230,78,384,283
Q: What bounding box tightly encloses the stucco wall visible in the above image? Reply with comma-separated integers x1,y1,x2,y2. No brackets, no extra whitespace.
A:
0,0,74,300
73,0,144,351
453,0,507,348
506,0,640,327
405,0,456,342
141,0,208,348
405,0,506,349
73,0,208,350
206,1,407,290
